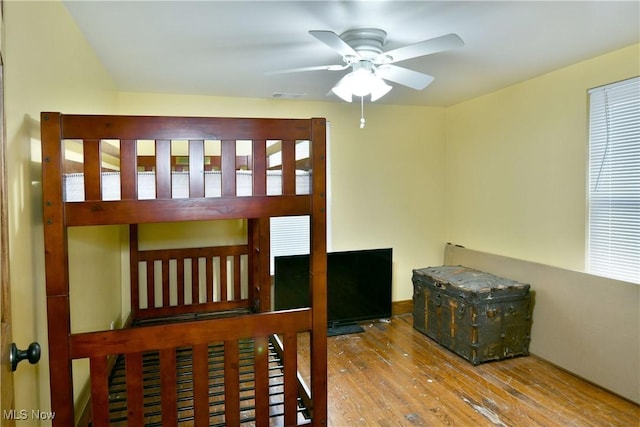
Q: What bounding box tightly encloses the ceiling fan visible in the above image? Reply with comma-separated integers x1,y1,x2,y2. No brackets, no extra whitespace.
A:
271,28,464,103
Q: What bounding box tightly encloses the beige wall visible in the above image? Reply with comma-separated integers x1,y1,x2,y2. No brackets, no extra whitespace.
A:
4,0,118,421
444,44,640,403
445,244,640,403
445,44,640,271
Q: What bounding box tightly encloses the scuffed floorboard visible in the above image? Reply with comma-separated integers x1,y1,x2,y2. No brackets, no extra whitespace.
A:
461,395,507,426
296,314,639,426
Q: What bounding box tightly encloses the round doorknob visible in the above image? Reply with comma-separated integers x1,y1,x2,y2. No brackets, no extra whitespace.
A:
10,342,41,372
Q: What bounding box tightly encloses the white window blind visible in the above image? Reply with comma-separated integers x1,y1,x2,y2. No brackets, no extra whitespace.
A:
588,76,640,284
270,215,310,273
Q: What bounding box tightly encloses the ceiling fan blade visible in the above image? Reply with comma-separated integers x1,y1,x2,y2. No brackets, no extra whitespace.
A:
309,30,359,58
266,64,348,75
379,33,464,64
376,64,434,90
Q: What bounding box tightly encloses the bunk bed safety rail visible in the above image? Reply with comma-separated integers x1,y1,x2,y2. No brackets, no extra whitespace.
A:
41,113,319,225
132,244,251,320
69,309,311,427
53,115,312,201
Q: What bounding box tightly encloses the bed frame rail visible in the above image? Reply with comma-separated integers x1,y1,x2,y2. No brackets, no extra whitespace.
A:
70,309,311,427
131,242,251,320
42,113,315,226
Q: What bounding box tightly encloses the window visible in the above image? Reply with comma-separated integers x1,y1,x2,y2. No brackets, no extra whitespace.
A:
587,77,640,284
270,215,310,273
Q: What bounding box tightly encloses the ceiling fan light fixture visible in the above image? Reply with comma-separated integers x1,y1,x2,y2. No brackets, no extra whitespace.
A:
369,77,392,102
331,76,354,102
331,64,392,102
349,67,374,97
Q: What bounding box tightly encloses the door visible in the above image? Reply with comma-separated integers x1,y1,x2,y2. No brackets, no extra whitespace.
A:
0,2,16,422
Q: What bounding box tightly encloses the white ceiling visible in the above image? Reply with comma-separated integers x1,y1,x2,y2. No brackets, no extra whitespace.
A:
63,1,640,107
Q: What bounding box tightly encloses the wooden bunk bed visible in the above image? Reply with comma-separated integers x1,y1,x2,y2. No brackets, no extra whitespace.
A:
41,113,328,427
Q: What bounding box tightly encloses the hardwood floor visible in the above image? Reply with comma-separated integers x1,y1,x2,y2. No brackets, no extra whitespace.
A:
298,314,639,426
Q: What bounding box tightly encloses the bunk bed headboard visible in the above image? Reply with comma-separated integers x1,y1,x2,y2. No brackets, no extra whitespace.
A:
43,114,318,225
41,113,328,426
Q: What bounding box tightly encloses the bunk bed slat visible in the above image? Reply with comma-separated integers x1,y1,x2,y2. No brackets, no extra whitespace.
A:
253,335,270,426
189,140,205,198
162,259,170,307
125,352,145,427
221,140,237,197
192,343,211,426
282,140,296,195
82,139,102,201
224,340,241,426
282,332,299,426
146,261,155,309
130,225,140,319
220,255,228,301
89,356,110,427
120,140,138,200
231,256,242,300
192,256,200,304
177,257,185,306
205,256,214,303
159,348,178,425
155,140,172,199
252,141,267,196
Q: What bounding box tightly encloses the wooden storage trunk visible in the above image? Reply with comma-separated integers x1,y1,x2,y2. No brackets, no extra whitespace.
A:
412,265,532,365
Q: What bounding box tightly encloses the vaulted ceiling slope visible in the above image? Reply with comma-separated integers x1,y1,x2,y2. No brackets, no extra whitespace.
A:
64,1,640,107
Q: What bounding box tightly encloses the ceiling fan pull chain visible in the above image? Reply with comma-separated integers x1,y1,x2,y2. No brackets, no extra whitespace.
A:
360,96,366,128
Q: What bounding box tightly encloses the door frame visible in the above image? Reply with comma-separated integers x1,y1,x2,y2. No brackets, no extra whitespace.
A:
0,0,16,424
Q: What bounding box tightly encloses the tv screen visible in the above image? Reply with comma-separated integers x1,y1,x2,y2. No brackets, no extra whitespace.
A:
274,248,393,327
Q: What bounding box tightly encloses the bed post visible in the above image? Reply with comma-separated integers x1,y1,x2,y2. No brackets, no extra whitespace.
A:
129,224,139,321
310,118,328,426
248,217,271,313
41,112,75,426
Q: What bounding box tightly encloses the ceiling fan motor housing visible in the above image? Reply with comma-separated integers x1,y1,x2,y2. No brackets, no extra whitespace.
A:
340,28,387,60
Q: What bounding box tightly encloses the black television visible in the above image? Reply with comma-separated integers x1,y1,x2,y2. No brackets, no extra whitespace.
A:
274,248,392,336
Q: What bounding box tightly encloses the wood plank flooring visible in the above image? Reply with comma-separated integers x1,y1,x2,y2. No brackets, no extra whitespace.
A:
297,314,639,426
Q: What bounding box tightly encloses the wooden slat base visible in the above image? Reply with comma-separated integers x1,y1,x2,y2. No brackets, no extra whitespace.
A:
106,338,310,426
